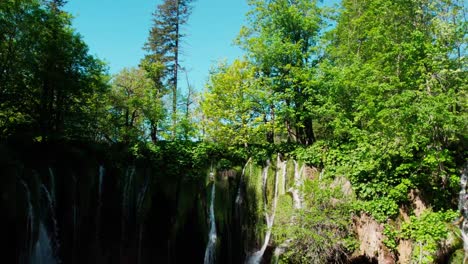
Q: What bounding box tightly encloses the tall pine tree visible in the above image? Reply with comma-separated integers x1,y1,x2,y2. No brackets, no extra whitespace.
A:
143,0,193,140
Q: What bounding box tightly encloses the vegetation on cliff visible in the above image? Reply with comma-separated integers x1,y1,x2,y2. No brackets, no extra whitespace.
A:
4,0,467,263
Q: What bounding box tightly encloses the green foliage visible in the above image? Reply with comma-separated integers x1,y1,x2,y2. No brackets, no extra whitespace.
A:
104,67,165,144
235,0,325,145
143,0,194,139
383,210,460,263
401,210,459,258
0,0,109,140
202,60,270,146
383,224,399,251
355,197,400,223
274,179,355,263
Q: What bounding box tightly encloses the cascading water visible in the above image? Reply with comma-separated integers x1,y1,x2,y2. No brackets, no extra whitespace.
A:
96,166,105,247
32,222,57,264
204,175,217,264
137,175,150,264
247,157,280,264
272,158,289,263
290,161,304,209
123,166,136,218
121,166,135,260
98,166,105,203
459,164,468,263
20,179,35,260
40,184,60,263
236,158,252,206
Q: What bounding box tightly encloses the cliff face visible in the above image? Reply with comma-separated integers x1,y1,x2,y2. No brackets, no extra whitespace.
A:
11,141,465,264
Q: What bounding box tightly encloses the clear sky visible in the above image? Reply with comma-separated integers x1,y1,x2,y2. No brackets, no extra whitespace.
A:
64,0,250,93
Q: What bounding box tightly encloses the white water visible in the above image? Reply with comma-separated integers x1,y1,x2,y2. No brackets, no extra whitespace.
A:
31,222,57,264
204,183,217,264
96,166,105,245
279,158,287,196
41,184,60,262
290,161,304,209
247,157,280,264
121,166,136,259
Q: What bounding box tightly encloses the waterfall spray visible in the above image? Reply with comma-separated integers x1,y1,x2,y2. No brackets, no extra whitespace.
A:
246,157,280,264
32,222,57,264
41,184,60,262
204,180,217,264
121,166,135,261
137,175,150,264
290,161,304,209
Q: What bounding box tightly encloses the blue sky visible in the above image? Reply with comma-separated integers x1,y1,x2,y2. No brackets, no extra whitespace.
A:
65,0,340,93
65,0,250,92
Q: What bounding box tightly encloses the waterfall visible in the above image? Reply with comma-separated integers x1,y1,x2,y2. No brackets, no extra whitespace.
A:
247,157,280,264
236,158,252,206
40,184,60,262
48,167,56,206
96,166,105,247
121,166,136,260
290,161,304,209
204,182,217,264
20,179,35,259
137,175,150,213
459,164,468,262
98,165,105,203
31,222,57,264
279,158,287,196
136,174,150,264
123,166,136,217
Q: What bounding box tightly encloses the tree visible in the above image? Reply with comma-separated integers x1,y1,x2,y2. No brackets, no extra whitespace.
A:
315,0,467,216
201,59,269,147
0,0,108,140
143,0,194,140
105,67,164,144
237,0,324,146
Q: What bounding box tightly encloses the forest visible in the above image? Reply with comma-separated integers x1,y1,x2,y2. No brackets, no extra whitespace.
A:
3,0,467,263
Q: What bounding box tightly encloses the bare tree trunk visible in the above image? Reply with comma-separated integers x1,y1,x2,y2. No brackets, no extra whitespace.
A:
172,0,180,140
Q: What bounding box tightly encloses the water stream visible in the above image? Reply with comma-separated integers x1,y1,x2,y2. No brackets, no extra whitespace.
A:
204,180,217,264
236,158,252,206
40,184,60,262
31,222,57,264
96,166,105,247
20,179,35,259
247,157,280,264
290,161,304,209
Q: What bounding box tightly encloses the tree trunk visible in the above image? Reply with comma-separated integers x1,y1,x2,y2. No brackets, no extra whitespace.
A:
171,0,180,140
304,117,315,146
